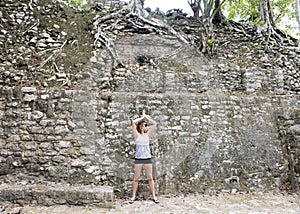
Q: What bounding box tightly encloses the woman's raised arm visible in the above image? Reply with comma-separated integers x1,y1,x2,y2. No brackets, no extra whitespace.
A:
131,112,145,140
145,114,157,135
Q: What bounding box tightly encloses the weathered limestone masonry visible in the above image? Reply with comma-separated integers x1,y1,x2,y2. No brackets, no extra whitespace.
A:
0,0,299,206
1,34,300,196
0,184,114,207
91,0,124,9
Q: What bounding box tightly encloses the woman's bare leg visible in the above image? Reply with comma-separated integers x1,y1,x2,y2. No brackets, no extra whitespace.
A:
132,164,143,200
143,164,157,200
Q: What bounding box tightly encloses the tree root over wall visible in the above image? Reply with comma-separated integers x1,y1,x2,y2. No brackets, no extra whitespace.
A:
92,0,190,69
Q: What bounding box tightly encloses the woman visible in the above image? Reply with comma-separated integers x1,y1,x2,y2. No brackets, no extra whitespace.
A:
130,110,159,204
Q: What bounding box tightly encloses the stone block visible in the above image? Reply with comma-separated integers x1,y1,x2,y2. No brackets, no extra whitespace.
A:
0,184,114,208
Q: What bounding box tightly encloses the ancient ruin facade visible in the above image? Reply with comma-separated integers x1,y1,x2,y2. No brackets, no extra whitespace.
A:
0,0,299,205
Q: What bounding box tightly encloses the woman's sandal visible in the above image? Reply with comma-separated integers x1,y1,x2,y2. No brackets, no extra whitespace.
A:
129,197,136,204
153,197,159,204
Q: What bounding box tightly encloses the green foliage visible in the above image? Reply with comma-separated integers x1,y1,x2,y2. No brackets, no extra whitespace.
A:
271,0,295,21
224,0,260,23
207,39,214,46
65,0,90,10
223,0,297,37
270,0,297,36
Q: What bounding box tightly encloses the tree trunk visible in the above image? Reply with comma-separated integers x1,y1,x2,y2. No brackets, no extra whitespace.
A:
188,0,218,55
188,0,200,19
259,0,276,28
131,0,148,17
212,0,226,24
257,0,285,49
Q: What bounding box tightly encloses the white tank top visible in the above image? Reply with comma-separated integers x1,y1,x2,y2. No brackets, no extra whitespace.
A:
135,133,151,159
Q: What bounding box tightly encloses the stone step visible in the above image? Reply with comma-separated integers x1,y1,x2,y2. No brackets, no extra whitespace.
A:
0,184,114,208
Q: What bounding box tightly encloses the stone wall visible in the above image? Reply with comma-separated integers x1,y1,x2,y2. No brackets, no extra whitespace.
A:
90,0,126,9
1,34,299,196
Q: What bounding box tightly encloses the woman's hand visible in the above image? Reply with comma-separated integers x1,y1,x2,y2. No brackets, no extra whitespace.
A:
144,112,157,135
132,111,145,124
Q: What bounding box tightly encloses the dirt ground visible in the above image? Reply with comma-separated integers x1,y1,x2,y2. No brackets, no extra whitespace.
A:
15,191,299,214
